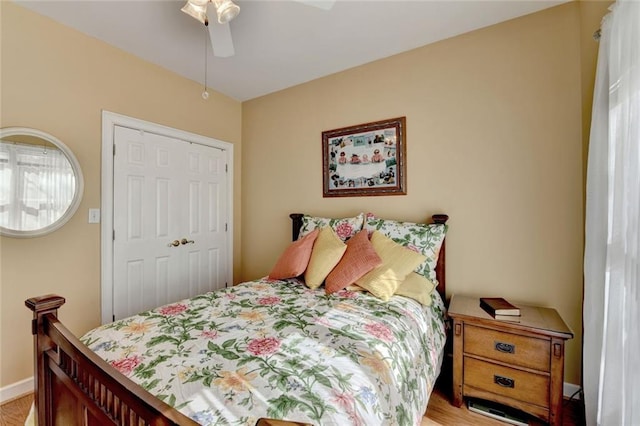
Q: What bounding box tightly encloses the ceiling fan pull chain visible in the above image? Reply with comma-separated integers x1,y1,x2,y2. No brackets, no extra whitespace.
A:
202,23,209,100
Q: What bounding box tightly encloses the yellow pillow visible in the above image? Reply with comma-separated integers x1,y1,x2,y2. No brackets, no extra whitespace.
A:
304,227,347,289
355,231,427,301
395,272,436,306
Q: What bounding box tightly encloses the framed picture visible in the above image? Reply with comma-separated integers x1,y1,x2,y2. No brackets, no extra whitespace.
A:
322,116,406,197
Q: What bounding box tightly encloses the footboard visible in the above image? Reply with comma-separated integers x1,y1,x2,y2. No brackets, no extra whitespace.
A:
25,295,198,426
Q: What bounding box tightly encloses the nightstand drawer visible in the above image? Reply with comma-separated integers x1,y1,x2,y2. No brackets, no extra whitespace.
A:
464,357,550,407
464,324,550,371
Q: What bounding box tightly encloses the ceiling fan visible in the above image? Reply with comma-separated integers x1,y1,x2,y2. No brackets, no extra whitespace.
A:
181,0,336,58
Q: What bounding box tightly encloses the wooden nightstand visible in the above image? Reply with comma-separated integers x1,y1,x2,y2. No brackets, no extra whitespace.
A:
448,294,573,425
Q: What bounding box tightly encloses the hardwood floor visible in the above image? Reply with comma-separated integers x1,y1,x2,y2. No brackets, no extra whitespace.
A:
0,394,32,426
0,386,582,426
426,385,583,426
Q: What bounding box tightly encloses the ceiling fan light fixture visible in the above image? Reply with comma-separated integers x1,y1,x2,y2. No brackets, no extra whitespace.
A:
181,1,208,24
214,0,240,24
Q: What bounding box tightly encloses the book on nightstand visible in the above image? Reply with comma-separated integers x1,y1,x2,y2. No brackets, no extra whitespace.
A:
480,297,521,317
493,314,521,322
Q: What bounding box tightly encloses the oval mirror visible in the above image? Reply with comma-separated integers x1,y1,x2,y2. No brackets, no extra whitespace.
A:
0,127,84,238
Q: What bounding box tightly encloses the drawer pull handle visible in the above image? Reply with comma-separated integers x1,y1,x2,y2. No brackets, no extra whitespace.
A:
494,375,515,388
495,342,515,354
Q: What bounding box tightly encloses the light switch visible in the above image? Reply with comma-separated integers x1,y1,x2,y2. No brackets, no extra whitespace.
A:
88,208,101,224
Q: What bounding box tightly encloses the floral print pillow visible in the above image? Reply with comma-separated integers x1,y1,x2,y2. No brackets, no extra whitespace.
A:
298,213,364,241
364,213,447,283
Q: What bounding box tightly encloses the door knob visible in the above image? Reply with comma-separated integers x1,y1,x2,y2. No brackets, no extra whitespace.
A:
181,238,195,245
168,240,181,247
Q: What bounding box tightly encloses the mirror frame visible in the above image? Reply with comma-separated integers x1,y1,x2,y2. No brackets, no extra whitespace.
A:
0,127,85,238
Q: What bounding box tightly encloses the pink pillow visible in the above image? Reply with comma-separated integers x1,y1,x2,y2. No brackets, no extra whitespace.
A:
325,230,382,294
268,229,319,279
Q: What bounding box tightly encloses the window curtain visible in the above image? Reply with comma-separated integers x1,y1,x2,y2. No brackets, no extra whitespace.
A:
0,142,75,231
583,1,640,425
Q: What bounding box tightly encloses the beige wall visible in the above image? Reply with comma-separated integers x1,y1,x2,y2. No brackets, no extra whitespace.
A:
1,0,611,392
242,2,609,386
0,2,242,388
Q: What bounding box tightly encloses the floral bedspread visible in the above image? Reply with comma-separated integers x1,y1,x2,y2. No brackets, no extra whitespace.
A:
82,278,446,426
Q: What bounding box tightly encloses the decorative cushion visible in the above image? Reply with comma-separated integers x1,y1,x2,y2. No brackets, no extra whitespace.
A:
355,231,427,301
304,227,347,289
325,230,382,294
394,272,436,306
364,213,446,283
299,213,364,242
268,229,319,280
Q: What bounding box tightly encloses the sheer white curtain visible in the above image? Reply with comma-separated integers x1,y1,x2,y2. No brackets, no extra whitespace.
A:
583,1,640,425
0,142,75,231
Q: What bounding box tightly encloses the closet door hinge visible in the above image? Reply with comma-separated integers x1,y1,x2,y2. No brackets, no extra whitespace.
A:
113,144,116,156
225,163,228,173
113,230,115,241
225,223,228,232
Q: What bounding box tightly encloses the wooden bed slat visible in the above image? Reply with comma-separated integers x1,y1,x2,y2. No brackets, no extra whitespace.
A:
48,360,118,425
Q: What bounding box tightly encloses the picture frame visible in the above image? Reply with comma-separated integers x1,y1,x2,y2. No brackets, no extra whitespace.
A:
322,116,406,197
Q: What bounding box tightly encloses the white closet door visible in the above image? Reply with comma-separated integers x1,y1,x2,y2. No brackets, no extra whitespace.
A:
183,139,228,298
112,126,227,320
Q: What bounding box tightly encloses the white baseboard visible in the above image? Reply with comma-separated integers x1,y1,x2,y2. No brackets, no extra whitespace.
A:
0,377,33,404
564,382,582,400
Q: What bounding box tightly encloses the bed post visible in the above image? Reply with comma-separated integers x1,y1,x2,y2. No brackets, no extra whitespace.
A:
25,294,66,426
25,294,201,425
290,213,304,241
432,214,449,304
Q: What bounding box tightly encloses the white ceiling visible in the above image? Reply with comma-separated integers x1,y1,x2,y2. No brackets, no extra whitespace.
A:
14,0,568,101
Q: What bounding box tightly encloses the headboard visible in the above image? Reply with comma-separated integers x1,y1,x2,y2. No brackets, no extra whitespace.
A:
289,213,449,302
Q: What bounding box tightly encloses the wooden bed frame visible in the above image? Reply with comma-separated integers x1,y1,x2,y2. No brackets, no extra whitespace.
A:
26,213,448,425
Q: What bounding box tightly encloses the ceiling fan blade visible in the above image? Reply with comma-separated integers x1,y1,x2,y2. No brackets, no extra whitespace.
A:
294,0,336,11
204,2,235,57
208,21,235,57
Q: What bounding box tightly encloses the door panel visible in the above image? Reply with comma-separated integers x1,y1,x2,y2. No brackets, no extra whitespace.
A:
208,183,220,231
156,178,170,237
189,181,201,234
208,248,222,294
125,175,143,239
155,256,170,306
125,259,144,316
